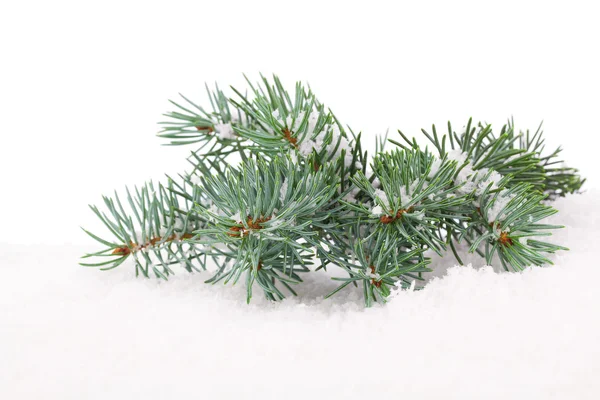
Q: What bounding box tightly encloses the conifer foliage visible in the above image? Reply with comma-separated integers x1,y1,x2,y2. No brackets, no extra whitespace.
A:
81,75,585,307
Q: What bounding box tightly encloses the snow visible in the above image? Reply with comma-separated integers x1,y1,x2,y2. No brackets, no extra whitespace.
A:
475,168,502,194
297,138,315,157
1,190,600,399
189,174,202,185
373,188,389,207
486,189,515,223
401,182,417,205
214,122,236,140
447,151,503,199
456,163,478,194
290,112,323,157
446,148,468,164
364,269,380,280
287,112,360,169
371,204,383,216
230,210,242,222
342,186,360,202
372,185,416,212
428,157,442,178
230,110,248,125
207,202,224,221
279,179,288,203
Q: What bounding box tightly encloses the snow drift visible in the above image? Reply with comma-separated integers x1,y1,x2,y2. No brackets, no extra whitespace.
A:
1,190,599,399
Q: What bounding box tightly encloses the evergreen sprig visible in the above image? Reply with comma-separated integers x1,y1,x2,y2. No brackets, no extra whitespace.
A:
190,156,338,302
81,74,585,307
81,180,209,278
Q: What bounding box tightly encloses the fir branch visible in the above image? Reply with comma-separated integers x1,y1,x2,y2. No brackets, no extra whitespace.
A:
346,148,470,255
81,74,586,307
472,182,566,271
81,180,210,278
191,155,339,302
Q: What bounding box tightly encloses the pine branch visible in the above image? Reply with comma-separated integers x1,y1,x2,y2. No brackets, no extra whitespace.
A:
81,180,210,278
472,182,567,270
191,155,339,302
81,74,585,307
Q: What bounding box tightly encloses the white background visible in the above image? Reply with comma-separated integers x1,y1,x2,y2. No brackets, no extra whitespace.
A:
1,0,598,245
2,3,600,399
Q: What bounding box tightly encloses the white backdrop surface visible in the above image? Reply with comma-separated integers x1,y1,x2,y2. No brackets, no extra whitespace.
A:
0,0,598,245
